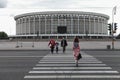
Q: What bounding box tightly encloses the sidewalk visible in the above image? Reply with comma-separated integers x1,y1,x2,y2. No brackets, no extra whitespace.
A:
0,41,120,50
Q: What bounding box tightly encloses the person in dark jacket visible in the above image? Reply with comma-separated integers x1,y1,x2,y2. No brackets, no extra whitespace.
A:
61,37,68,53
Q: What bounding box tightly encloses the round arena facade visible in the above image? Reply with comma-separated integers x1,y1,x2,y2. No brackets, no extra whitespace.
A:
14,11,109,39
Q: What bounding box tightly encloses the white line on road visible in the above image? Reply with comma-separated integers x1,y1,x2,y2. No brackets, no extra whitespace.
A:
38,61,102,64
29,71,118,74
40,60,100,62
36,64,107,66
44,54,93,58
24,75,120,78
33,67,112,70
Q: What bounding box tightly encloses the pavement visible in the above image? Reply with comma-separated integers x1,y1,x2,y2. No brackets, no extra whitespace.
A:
0,40,120,50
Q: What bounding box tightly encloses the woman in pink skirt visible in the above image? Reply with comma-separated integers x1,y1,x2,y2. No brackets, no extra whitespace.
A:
73,36,80,67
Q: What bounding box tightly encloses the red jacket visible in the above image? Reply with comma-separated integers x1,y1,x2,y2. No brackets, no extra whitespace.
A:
48,39,56,47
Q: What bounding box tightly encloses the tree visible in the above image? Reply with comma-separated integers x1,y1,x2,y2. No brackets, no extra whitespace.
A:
0,31,8,39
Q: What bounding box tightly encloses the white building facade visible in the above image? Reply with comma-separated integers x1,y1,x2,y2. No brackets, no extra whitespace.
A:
14,11,109,39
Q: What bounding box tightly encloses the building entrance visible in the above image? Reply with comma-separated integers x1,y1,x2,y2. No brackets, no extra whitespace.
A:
57,26,67,34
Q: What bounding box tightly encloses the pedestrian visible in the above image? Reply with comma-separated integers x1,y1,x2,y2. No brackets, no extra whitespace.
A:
73,36,81,67
48,38,56,54
61,37,68,53
55,40,59,53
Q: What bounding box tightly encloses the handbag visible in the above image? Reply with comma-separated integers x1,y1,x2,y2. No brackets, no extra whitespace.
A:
78,53,82,60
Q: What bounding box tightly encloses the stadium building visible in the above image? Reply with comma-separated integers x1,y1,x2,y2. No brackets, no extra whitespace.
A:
14,11,109,39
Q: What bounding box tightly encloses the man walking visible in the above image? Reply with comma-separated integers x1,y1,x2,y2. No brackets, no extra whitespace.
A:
61,37,68,53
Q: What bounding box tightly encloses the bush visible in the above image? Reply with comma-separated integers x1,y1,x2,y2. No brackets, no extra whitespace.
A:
0,32,8,39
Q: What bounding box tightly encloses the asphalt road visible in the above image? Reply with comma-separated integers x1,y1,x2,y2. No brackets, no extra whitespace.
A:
0,50,49,80
84,50,120,73
0,50,120,80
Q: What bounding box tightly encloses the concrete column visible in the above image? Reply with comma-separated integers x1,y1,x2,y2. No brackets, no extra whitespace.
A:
101,18,104,34
39,16,41,34
21,18,23,35
105,19,108,34
45,16,46,34
84,15,86,34
78,15,79,34
19,20,21,34
58,15,60,26
103,18,106,34
25,17,27,35
16,20,19,35
89,16,91,34
65,15,66,26
15,20,17,35
71,15,73,34
94,17,95,34
29,17,31,35
23,18,25,35
97,17,99,34
51,15,53,34
34,16,35,34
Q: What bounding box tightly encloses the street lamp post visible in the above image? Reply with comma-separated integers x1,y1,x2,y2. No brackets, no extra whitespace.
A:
111,6,117,49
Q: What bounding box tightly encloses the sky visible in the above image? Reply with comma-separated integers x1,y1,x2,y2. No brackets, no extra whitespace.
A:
0,0,120,35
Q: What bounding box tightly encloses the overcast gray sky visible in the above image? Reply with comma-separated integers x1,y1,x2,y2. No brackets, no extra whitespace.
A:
0,0,120,35
0,0,7,8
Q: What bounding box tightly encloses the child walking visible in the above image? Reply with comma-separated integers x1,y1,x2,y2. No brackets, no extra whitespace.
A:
55,40,59,53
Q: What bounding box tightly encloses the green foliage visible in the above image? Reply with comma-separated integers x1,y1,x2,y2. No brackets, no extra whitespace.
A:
0,32,8,39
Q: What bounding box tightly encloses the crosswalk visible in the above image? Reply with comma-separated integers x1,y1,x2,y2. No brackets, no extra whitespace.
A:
24,51,120,79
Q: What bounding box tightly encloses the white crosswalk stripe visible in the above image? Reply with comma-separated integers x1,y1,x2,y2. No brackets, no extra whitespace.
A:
29,71,119,74
36,63,107,66
24,51,120,79
24,75,120,78
38,61,103,63
33,67,112,70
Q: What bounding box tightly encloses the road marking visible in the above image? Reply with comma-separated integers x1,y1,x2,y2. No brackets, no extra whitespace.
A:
42,57,96,60
29,71,118,74
38,61,102,63
40,60,100,62
24,52,120,79
36,64,107,66
44,54,120,57
24,75,120,78
33,67,112,70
